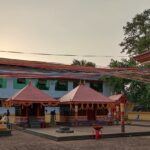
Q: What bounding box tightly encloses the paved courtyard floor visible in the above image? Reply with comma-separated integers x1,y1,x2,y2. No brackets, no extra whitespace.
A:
27,125,150,138
0,130,150,150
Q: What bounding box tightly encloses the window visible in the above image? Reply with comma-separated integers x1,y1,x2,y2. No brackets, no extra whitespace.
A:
90,82,103,92
13,78,28,89
0,78,3,88
36,79,49,90
0,78,7,88
55,80,68,91
17,78,26,84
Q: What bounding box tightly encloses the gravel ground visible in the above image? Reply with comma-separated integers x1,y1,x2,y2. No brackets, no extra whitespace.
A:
0,130,150,150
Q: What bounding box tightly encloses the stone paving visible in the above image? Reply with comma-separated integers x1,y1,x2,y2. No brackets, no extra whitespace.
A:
131,121,150,126
0,130,150,150
27,125,150,138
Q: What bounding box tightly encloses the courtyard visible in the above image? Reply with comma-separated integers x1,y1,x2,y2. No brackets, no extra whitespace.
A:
25,123,150,141
0,130,150,150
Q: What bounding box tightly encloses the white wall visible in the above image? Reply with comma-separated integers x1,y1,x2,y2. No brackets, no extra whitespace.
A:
0,78,74,100
103,82,113,96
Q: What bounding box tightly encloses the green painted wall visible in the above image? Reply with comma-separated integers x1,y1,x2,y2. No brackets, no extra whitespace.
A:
13,78,30,89
35,79,50,90
0,78,7,88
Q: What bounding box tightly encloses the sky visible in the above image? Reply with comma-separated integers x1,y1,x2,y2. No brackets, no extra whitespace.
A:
0,0,149,67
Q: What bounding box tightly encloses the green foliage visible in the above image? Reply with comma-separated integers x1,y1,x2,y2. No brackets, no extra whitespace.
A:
126,81,150,104
107,9,150,109
72,59,96,67
109,58,136,68
120,9,150,55
107,58,134,94
108,59,150,107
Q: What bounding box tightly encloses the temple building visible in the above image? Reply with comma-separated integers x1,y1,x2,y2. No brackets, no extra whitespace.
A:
0,58,114,125
59,84,122,125
4,82,58,127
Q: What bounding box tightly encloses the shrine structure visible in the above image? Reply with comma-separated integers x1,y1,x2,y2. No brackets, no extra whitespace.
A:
59,84,124,125
3,82,58,127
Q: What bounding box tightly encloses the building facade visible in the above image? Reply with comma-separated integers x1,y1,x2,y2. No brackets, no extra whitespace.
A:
0,58,113,124
0,77,112,101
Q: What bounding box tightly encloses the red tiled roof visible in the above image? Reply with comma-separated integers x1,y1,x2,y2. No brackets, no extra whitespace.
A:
0,58,149,83
109,94,126,103
60,84,113,103
0,57,137,73
7,82,57,103
133,50,150,63
109,94,123,101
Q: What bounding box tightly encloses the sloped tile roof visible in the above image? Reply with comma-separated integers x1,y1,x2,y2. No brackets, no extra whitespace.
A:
60,84,113,103
0,57,149,83
109,94,127,103
133,50,150,63
109,94,123,101
7,82,57,103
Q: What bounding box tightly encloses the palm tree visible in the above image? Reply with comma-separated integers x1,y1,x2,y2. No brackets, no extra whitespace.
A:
72,59,96,67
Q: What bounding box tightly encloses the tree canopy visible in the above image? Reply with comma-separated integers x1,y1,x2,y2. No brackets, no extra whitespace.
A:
107,9,150,110
72,59,96,67
107,58,150,109
120,9,150,55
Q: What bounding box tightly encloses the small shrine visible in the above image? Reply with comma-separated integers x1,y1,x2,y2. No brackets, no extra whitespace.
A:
3,82,58,127
59,84,124,125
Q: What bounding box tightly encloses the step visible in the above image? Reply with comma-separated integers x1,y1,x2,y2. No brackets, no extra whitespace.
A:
30,125,41,128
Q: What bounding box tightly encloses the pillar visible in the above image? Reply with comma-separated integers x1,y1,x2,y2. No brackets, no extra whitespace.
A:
75,105,78,126
120,102,125,133
26,106,29,117
116,105,119,121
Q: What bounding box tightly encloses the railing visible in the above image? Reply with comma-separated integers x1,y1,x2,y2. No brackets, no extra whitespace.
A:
60,115,109,122
15,116,28,124
15,116,45,124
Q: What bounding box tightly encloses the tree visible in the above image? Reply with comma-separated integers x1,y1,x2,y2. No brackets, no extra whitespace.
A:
107,58,150,109
107,9,150,109
107,58,135,95
72,59,96,67
120,9,150,55
109,58,136,68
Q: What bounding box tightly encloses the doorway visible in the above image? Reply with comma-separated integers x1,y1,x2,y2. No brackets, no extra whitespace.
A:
87,109,96,120
29,104,37,116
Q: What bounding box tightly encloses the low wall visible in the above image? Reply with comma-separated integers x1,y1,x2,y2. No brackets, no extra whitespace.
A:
58,115,109,123
45,113,60,123
59,116,87,122
128,112,150,121
9,115,16,123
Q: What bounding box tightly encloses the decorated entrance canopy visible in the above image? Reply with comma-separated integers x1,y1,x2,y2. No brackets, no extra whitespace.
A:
60,84,115,104
4,82,58,107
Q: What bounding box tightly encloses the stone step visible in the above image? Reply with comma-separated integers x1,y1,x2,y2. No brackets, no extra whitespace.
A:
30,124,41,128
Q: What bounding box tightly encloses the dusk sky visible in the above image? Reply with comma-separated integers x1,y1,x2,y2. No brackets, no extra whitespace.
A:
0,0,149,67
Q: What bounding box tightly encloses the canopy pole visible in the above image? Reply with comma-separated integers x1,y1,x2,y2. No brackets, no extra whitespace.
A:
120,102,125,133
75,104,78,126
